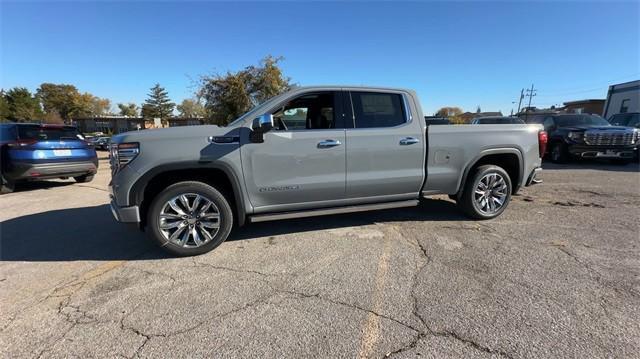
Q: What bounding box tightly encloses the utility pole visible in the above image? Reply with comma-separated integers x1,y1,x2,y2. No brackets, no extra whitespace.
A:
516,88,524,114
524,84,537,122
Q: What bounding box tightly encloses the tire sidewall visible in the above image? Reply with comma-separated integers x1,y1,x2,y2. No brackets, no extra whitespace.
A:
463,165,512,220
147,181,233,256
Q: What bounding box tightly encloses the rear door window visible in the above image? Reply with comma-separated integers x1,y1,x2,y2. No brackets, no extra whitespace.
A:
18,126,84,141
350,92,407,128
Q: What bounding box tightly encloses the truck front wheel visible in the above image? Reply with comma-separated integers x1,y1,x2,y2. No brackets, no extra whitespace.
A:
459,165,512,220
147,181,233,256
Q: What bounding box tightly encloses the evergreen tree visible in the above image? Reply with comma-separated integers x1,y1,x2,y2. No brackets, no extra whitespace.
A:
143,84,175,121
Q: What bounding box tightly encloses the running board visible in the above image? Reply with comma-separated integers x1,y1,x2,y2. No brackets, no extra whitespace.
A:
248,200,420,223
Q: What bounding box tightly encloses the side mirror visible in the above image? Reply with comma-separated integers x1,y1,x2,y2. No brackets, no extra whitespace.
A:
253,114,274,133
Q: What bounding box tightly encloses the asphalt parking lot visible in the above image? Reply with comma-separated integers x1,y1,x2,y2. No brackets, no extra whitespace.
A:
1,156,639,358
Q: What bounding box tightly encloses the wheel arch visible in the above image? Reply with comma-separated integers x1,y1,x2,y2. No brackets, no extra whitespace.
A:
130,162,247,228
457,148,523,196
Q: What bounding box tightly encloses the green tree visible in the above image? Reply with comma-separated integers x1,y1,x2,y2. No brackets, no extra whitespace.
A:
75,93,111,117
36,83,81,122
117,103,139,117
176,98,206,118
199,55,291,125
5,87,44,122
0,90,12,121
143,84,175,121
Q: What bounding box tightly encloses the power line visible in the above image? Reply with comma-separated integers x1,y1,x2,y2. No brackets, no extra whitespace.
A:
537,73,640,97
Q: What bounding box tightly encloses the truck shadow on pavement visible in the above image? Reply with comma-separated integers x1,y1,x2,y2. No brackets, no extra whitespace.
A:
1,199,466,262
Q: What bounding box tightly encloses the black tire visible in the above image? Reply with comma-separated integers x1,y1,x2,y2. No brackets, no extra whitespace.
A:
74,174,94,183
1,176,15,194
458,165,512,220
147,181,233,256
550,142,569,163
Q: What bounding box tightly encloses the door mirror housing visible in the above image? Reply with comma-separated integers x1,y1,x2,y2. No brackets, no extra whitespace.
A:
253,114,274,133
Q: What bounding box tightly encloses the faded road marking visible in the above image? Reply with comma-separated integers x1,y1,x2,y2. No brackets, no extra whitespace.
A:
357,234,391,358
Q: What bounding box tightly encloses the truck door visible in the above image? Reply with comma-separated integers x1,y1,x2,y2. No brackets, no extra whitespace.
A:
240,91,348,211
345,91,425,199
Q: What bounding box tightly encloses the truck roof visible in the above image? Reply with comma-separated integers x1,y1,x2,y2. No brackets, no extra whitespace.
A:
291,85,414,93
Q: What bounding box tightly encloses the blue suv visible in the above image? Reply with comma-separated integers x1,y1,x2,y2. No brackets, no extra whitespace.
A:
0,123,98,193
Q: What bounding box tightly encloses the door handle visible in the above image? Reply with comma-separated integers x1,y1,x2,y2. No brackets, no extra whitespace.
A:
399,137,420,145
317,139,342,148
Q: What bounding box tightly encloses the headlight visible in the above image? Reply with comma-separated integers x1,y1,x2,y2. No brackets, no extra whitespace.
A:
634,130,640,144
568,131,584,142
110,142,139,172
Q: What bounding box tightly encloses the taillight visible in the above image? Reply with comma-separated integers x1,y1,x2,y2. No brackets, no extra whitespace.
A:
7,139,37,147
538,131,548,158
110,142,139,172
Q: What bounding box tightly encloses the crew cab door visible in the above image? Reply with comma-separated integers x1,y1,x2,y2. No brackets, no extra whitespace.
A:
240,91,348,211
345,91,425,199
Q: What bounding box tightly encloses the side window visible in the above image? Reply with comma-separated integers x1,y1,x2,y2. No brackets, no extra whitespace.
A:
272,92,337,130
620,99,630,114
351,92,406,128
543,117,555,129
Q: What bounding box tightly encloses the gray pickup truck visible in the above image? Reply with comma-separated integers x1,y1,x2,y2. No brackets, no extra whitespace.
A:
109,86,546,256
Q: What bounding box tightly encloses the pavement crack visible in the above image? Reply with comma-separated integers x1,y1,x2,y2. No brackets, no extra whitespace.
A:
278,289,421,333
191,258,285,278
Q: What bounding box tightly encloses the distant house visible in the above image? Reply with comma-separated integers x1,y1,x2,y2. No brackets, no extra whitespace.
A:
72,116,204,134
603,80,639,119
459,111,503,123
563,99,605,115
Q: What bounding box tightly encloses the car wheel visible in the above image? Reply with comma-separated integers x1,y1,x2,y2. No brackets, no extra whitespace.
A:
1,176,15,194
459,165,512,220
147,181,233,256
550,142,569,163
74,174,94,183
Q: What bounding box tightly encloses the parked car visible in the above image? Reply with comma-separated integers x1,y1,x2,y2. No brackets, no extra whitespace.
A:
0,123,98,193
471,116,524,125
526,113,639,163
92,136,111,150
109,86,545,256
608,112,640,128
608,113,640,161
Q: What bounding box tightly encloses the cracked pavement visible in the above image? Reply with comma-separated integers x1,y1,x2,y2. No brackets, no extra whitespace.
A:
1,158,639,358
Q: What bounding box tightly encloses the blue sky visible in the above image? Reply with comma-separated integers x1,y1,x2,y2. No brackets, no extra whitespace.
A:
1,1,639,115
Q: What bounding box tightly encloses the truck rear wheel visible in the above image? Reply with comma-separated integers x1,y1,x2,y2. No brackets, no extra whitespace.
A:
458,165,512,220
147,181,233,256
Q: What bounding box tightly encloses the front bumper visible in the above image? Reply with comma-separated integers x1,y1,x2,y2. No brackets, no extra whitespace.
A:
5,160,98,181
110,199,140,223
567,145,636,159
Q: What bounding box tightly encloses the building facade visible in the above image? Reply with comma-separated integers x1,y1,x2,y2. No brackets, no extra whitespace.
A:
72,117,205,134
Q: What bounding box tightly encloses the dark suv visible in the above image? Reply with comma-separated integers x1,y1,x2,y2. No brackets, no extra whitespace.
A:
0,123,98,193
527,114,639,163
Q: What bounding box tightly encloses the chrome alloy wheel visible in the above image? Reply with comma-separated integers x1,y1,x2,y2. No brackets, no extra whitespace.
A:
158,193,221,248
473,173,508,215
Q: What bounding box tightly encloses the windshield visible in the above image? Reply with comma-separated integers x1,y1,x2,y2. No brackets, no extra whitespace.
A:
18,125,84,141
226,90,294,127
609,113,640,127
555,114,609,127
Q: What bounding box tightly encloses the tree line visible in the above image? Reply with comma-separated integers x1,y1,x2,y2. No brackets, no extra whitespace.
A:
0,56,291,126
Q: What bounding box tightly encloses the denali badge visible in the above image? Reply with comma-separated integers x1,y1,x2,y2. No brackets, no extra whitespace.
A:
259,185,300,192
